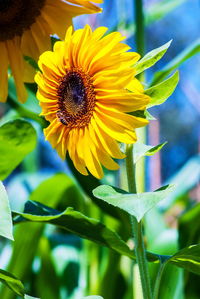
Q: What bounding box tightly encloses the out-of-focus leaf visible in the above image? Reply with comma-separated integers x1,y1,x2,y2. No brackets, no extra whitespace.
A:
0,269,38,299
135,41,172,75
158,265,184,299
13,200,161,263
146,71,179,108
179,203,200,248
112,0,186,38
178,205,200,298
93,185,174,222
145,0,186,26
84,297,104,299
159,155,200,210
0,182,13,240
0,174,75,299
151,39,200,85
133,142,167,163
0,269,24,297
36,238,60,299
168,244,200,275
0,119,37,180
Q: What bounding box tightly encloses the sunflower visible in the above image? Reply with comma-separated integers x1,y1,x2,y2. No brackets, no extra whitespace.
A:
35,25,150,179
0,0,102,103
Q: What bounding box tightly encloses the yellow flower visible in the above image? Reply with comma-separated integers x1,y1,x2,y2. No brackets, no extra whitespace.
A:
0,0,102,103
35,25,150,179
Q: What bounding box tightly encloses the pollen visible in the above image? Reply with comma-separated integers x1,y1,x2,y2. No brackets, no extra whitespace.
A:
57,68,96,128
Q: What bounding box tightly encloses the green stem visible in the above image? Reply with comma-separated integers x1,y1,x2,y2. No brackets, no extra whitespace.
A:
134,0,146,193
126,144,152,299
7,96,48,128
153,262,165,299
134,0,145,57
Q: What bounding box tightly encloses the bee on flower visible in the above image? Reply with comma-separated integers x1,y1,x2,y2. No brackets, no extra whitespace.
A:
35,25,150,178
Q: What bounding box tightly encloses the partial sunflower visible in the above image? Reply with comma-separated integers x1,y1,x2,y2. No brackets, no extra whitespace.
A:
0,0,102,103
35,25,150,179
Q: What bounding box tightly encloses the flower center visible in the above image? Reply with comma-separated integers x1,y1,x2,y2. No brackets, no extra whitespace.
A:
57,69,96,128
0,0,45,41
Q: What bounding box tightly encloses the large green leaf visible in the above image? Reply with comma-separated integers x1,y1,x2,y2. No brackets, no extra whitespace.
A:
151,38,200,85
0,269,38,299
0,182,13,240
0,174,76,299
146,71,179,108
13,200,134,260
133,142,167,163
93,185,174,222
0,119,37,180
13,200,160,263
135,40,172,75
168,244,200,275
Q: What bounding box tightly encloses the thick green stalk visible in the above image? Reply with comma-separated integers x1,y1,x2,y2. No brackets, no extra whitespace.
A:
134,0,146,193
134,0,145,56
126,144,152,299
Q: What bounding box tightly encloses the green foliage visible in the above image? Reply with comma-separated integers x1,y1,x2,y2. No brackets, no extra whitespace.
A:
0,119,37,180
93,185,174,222
13,200,135,260
145,0,186,25
146,71,179,108
0,174,77,299
135,40,172,75
151,38,200,85
0,181,13,240
179,203,200,248
160,155,200,210
0,269,38,299
168,244,200,275
133,142,167,163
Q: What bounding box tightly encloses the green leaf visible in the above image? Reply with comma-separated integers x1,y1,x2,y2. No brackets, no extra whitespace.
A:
13,200,134,260
159,155,200,211
133,142,167,163
0,119,37,180
146,71,179,108
179,203,200,248
169,244,200,275
84,297,104,299
0,174,73,299
146,0,186,26
151,38,200,85
0,269,37,298
93,185,174,222
0,269,24,297
135,40,172,75
0,181,13,240
13,200,160,263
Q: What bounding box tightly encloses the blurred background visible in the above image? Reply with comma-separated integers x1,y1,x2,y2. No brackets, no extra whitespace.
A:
0,0,199,298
